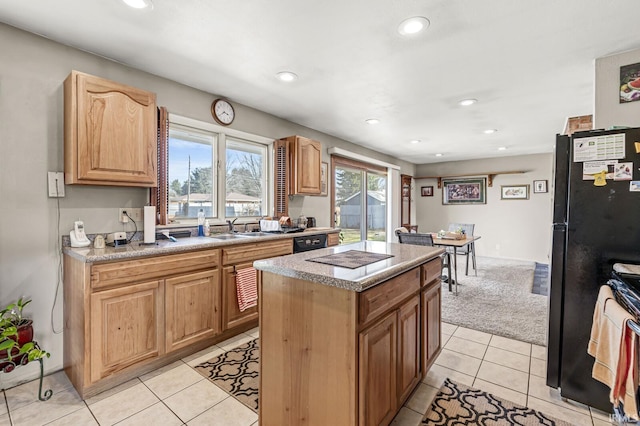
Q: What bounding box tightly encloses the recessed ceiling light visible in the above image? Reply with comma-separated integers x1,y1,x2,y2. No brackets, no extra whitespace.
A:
435,153,443,157
498,146,507,151
365,118,380,125
483,129,498,134
122,0,153,9
410,139,421,144
458,99,477,106
398,16,430,36
276,71,298,82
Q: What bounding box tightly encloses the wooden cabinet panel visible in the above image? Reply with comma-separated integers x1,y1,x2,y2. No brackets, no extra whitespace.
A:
90,280,164,383
165,270,219,353
359,312,397,426
64,70,157,187
422,257,442,287
359,267,420,326
421,280,442,374
327,232,340,247
397,295,421,404
291,136,322,195
221,240,291,265
91,250,219,290
222,263,258,331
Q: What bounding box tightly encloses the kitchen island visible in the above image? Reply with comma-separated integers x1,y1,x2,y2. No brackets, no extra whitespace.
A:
254,241,444,426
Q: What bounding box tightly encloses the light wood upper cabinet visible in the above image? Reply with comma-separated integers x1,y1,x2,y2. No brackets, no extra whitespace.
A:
290,136,322,195
64,70,157,187
90,280,164,383
165,270,219,353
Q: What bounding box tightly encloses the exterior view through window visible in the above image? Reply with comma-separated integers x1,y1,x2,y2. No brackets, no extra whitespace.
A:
168,124,216,220
166,116,270,223
333,158,387,243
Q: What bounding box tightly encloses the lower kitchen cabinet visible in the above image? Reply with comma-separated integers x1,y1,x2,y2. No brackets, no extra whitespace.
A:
165,270,219,353
421,279,442,373
90,280,164,383
359,311,398,426
222,262,258,331
397,295,421,403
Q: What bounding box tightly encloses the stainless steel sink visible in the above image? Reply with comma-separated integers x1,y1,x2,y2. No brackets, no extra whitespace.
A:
239,232,271,237
209,234,250,240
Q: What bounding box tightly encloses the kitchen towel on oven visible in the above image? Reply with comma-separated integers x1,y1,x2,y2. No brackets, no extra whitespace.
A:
235,267,258,312
588,285,639,419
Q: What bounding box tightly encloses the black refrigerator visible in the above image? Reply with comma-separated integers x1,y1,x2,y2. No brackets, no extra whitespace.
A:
547,127,640,412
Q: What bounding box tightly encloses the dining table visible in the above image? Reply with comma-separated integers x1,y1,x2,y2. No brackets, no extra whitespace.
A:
431,235,481,295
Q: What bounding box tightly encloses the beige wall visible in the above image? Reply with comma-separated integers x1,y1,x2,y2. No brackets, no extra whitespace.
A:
414,154,554,263
0,23,415,388
595,48,640,129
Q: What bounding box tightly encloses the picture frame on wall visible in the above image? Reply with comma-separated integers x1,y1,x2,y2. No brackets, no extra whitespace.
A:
421,186,433,197
501,184,530,200
620,62,640,103
320,162,328,196
442,178,486,205
533,180,548,193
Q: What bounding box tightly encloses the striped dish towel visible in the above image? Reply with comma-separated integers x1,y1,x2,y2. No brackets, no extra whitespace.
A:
235,267,258,312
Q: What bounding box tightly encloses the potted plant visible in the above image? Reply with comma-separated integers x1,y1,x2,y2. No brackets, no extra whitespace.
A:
0,297,50,372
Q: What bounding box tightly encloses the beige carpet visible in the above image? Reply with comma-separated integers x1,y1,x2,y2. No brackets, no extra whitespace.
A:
194,339,259,412
442,256,548,346
424,379,573,425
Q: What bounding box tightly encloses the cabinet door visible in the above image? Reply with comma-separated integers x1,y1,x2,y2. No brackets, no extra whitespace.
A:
421,282,442,374
359,312,397,426
327,232,340,247
90,280,163,383
66,71,157,187
222,262,258,331
291,136,321,195
165,270,219,353
397,295,421,404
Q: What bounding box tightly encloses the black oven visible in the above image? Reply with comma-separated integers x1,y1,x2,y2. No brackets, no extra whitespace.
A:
293,234,327,253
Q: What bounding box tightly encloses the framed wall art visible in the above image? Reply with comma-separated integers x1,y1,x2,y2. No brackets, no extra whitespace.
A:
442,178,486,205
501,184,529,200
533,180,548,193
620,62,640,103
421,186,433,197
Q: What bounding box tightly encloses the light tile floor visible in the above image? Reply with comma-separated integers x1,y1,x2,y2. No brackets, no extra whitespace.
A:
0,324,618,425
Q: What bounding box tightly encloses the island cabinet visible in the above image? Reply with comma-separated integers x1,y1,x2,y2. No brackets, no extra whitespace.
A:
221,240,292,332
258,248,442,426
422,259,443,373
64,248,221,398
64,70,157,187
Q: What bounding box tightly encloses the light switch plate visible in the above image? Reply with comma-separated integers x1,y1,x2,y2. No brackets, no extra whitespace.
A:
47,172,65,197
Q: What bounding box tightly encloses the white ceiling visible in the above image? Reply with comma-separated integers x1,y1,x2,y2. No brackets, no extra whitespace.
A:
1,0,639,164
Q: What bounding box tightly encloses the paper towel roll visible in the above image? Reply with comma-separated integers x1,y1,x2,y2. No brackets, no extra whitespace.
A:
144,206,156,244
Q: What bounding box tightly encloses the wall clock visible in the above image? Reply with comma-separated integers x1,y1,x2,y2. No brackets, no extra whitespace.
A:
211,99,235,125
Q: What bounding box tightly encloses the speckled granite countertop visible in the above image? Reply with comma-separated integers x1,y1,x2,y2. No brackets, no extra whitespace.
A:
254,241,444,292
63,228,339,263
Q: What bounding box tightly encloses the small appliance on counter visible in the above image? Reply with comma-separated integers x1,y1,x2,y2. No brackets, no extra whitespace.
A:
306,217,316,228
70,220,90,248
93,235,105,249
106,231,128,247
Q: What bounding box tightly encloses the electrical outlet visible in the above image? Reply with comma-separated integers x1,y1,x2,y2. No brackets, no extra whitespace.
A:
119,208,143,223
47,172,65,197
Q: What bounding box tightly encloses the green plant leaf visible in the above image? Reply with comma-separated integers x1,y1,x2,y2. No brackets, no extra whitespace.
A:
0,339,16,351
18,342,34,354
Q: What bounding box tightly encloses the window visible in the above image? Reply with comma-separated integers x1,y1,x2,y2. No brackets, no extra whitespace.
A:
225,138,267,218
332,157,387,243
168,124,217,220
159,114,273,224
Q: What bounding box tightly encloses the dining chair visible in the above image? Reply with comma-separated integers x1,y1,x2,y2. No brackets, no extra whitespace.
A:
447,223,477,276
396,231,455,293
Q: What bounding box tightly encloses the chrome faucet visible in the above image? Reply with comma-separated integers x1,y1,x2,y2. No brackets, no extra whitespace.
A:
227,218,238,233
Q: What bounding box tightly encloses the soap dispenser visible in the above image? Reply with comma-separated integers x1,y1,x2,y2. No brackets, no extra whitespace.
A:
197,209,205,237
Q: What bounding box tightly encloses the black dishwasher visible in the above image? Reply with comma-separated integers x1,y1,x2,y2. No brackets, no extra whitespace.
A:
292,234,327,253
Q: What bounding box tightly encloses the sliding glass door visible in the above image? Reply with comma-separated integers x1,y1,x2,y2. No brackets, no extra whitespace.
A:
333,158,387,244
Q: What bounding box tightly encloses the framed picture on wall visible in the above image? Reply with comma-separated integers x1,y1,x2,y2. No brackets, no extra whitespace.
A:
421,186,433,197
501,184,530,200
533,180,548,193
442,178,486,205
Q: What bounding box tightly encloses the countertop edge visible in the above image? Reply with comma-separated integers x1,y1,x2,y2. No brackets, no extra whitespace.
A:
63,229,340,263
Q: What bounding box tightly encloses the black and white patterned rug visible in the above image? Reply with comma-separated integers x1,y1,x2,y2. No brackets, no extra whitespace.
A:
423,379,572,425
194,339,259,412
